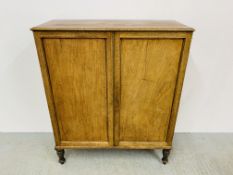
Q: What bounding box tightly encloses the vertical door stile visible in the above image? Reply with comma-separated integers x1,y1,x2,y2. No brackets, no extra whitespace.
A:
106,32,114,146
113,32,121,146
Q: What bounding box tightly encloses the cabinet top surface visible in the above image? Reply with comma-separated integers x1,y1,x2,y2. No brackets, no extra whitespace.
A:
31,20,194,32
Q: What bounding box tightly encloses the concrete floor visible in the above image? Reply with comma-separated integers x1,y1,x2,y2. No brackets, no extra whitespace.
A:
0,133,233,175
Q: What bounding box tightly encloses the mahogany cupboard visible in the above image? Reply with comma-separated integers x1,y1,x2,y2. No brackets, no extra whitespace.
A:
31,20,194,164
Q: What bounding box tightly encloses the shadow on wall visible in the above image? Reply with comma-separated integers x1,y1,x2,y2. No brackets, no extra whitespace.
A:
176,55,204,132
0,42,51,131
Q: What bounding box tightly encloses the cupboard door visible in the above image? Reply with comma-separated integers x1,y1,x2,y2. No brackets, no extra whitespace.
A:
114,32,184,147
41,32,113,147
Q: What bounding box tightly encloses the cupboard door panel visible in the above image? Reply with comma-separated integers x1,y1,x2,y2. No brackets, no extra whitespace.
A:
115,33,184,145
42,33,113,146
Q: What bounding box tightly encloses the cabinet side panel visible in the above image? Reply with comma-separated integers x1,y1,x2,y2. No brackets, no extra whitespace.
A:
166,33,193,145
33,32,61,146
43,38,108,142
119,38,183,142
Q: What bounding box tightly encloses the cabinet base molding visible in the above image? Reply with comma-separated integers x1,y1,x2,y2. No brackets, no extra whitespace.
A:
55,142,172,150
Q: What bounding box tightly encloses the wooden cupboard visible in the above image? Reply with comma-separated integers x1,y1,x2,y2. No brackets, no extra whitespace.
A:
31,20,194,164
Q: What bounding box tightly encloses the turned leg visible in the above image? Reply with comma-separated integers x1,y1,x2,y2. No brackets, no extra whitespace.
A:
55,149,66,164
162,149,171,164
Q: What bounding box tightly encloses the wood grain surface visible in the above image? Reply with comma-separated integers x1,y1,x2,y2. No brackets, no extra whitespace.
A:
34,32,114,147
120,38,183,142
43,38,108,142
113,32,184,148
31,20,194,32
32,21,193,150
